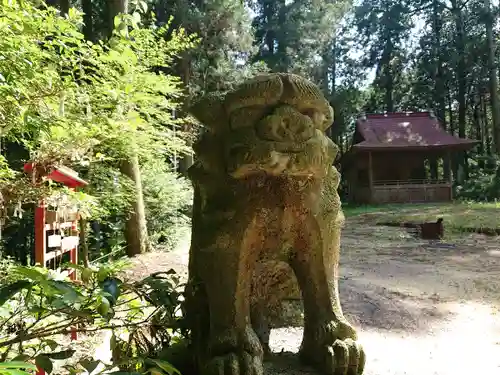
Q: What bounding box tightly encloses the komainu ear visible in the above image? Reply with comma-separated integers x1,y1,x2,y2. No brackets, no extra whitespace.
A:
189,92,229,132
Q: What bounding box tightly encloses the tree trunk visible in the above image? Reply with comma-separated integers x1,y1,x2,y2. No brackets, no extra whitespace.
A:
451,1,468,178
431,1,448,181
379,39,394,112
276,0,288,71
473,96,485,168
177,54,194,175
329,38,337,140
60,0,69,16
120,155,150,256
330,37,336,98
481,92,492,155
432,0,447,123
107,0,150,256
447,89,458,178
82,0,94,41
44,0,59,7
109,0,129,18
263,1,276,60
447,90,455,135
108,0,129,37
44,0,68,15
484,0,500,153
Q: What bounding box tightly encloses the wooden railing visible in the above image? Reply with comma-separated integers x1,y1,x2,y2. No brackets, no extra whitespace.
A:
373,179,450,186
369,180,452,203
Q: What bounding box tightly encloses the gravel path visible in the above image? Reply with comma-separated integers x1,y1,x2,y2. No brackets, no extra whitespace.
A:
126,218,500,375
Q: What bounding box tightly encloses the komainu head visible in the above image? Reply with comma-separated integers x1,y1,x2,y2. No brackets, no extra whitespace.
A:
189,73,338,179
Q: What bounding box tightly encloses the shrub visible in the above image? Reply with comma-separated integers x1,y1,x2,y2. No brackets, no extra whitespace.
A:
0,261,187,374
456,155,500,201
141,163,193,250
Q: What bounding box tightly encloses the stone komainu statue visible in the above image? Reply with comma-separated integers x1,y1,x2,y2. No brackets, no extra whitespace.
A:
185,73,365,375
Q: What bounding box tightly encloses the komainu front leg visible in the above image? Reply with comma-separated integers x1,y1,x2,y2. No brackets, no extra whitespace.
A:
197,229,264,375
290,220,365,375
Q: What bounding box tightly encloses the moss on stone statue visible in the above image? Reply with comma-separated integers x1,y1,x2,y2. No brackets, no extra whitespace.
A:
185,73,365,375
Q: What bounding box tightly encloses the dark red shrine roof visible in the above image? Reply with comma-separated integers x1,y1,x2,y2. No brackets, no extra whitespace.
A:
352,112,478,152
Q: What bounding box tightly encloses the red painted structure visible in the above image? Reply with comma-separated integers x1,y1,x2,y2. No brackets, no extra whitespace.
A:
24,163,87,375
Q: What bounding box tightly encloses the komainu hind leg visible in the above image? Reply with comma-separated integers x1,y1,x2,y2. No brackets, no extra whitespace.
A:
289,217,365,375
251,304,272,357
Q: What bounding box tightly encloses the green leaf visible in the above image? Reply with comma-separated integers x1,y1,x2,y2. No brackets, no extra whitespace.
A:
102,277,121,306
97,268,109,282
79,359,100,374
0,370,33,375
0,280,31,306
0,362,36,370
67,309,94,319
110,333,117,350
10,355,31,363
97,297,111,317
132,12,141,25
47,280,83,303
119,28,129,37
81,268,93,283
62,365,81,375
35,355,53,374
14,267,46,281
43,339,59,351
64,263,84,272
114,16,122,29
45,349,76,360
148,360,181,375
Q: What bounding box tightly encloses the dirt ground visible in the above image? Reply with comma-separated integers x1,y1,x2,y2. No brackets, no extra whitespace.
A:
127,216,500,375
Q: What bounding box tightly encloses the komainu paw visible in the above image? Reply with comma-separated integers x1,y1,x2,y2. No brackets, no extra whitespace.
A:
205,327,264,375
302,339,365,375
205,352,264,375
300,321,365,375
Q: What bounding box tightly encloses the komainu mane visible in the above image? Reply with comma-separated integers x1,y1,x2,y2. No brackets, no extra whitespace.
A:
185,73,365,375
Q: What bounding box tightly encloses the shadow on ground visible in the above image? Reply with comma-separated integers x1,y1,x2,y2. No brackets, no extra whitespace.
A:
123,219,500,375
264,352,318,375
340,278,449,332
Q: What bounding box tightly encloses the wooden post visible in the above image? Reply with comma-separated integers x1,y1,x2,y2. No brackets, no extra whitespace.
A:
34,202,46,266
70,219,78,341
34,202,45,375
447,150,453,200
368,152,374,203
